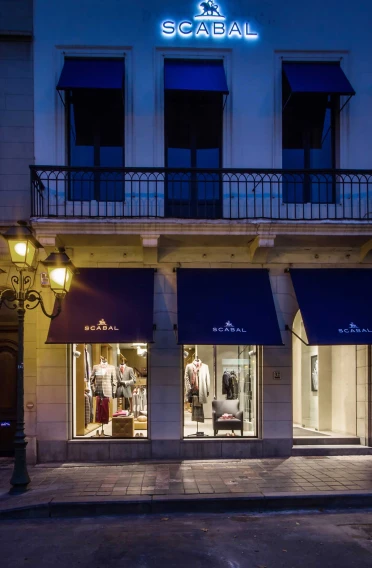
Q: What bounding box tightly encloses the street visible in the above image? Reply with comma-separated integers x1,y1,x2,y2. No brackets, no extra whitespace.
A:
2,510,372,567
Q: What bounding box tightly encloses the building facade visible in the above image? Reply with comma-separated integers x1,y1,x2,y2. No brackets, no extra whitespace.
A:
0,0,34,455
1,0,372,462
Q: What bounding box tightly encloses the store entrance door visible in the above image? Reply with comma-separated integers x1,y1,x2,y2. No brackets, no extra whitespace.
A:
292,311,359,443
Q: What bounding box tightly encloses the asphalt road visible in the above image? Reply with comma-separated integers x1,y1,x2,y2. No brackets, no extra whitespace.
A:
2,510,372,567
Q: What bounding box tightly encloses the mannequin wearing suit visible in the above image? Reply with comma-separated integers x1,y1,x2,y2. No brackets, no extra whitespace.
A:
90,356,117,426
116,355,136,412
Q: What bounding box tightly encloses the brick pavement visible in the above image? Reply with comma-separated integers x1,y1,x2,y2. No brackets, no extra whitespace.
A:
1,456,372,515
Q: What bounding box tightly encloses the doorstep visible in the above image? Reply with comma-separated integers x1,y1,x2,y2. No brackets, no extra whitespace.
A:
292,445,372,456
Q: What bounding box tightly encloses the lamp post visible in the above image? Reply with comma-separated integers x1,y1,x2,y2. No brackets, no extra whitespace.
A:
0,222,76,492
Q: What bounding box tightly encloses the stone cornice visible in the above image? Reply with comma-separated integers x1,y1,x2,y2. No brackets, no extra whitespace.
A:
31,217,372,238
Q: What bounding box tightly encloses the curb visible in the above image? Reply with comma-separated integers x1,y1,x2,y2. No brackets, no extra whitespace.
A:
1,491,372,519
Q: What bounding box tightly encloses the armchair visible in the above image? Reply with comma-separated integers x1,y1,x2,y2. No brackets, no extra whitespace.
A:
212,399,243,437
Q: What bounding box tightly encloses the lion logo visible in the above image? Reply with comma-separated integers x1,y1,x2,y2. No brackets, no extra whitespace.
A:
197,1,225,18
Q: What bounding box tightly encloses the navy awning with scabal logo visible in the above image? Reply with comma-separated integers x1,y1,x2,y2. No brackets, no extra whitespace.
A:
46,268,154,344
176,269,282,345
289,268,372,345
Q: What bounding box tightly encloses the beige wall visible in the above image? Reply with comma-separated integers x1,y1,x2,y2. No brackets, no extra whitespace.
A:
331,346,357,435
318,346,332,431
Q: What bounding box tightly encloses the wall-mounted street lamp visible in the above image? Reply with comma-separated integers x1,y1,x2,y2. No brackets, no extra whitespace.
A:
0,222,76,492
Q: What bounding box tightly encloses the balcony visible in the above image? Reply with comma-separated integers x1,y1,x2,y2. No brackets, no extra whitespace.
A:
30,166,372,221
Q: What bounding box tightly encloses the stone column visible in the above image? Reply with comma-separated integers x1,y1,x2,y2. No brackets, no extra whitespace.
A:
261,270,297,457
149,266,182,458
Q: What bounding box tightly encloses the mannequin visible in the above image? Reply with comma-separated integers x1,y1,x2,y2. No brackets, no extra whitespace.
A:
184,355,210,424
116,354,136,413
90,355,117,436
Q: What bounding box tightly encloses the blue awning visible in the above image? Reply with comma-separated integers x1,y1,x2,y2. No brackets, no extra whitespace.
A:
282,62,355,96
46,269,154,344
177,269,282,345
164,59,229,93
290,269,372,345
57,58,124,90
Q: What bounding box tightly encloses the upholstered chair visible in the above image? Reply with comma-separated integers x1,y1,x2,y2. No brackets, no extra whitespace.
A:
212,399,244,437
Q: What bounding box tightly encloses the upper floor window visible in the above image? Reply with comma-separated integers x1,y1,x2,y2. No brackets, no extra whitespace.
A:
164,59,228,218
281,61,355,204
57,58,125,201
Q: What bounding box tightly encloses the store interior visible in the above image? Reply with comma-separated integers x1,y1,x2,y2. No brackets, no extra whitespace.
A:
73,342,148,438
183,344,257,438
292,312,357,438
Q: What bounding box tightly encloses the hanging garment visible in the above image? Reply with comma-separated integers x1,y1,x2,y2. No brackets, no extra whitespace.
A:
141,388,147,412
231,373,239,400
222,371,239,400
191,395,204,423
132,389,140,418
222,371,230,395
116,365,136,398
84,346,92,382
95,396,110,424
90,363,117,398
84,393,91,427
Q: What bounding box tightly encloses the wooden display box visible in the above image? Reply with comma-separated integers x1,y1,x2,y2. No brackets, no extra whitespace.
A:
112,416,134,438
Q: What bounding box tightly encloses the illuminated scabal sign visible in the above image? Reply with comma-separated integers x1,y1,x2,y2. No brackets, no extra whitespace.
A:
85,318,119,331
338,322,372,334
212,320,247,333
161,1,258,40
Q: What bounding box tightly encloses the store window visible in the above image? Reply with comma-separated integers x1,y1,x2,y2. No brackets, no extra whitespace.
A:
72,342,148,439
183,345,257,438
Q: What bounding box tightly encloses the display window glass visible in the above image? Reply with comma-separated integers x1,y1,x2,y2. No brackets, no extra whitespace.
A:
72,342,148,439
183,345,257,438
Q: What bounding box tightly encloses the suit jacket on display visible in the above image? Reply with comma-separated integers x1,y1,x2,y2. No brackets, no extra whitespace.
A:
116,365,136,398
90,363,117,398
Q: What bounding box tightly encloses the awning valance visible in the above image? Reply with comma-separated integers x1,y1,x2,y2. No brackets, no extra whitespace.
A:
164,59,229,94
289,269,372,345
46,268,154,344
56,58,124,90
176,269,282,345
282,62,355,96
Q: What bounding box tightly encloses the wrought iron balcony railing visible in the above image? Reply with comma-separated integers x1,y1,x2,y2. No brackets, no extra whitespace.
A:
30,166,372,221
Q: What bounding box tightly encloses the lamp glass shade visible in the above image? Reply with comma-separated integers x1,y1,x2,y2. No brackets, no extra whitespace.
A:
47,266,73,295
8,238,37,268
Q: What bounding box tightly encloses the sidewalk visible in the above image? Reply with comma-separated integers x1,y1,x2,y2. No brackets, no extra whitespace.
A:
1,456,372,518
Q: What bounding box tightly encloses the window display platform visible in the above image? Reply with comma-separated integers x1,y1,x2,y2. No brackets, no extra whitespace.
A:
184,412,256,438
83,420,148,439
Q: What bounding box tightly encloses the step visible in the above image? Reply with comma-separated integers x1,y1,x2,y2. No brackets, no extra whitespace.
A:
293,437,360,446
292,445,372,456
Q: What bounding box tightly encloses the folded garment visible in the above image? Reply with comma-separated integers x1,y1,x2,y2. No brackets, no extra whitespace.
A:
221,413,234,420
113,410,129,417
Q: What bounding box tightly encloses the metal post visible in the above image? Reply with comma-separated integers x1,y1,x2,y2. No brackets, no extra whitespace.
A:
10,275,30,490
